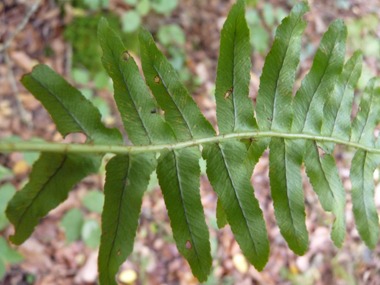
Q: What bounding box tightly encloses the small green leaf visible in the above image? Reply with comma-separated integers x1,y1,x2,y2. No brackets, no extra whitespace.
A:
98,18,176,145
157,147,212,282
256,1,309,132
351,77,380,147
122,11,141,33
304,140,346,247
72,68,90,85
292,19,347,134
203,140,269,270
136,0,150,16
249,25,269,53
0,236,23,264
61,208,84,245
82,191,104,214
99,153,156,285
157,24,185,46
319,50,363,153
0,183,16,231
94,71,109,90
0,165,13,181
92,97,111,121
82,218,101,249
263,3,275,27
139,28,215,141
269,138,308,255
21,64,123,145
6,153,101,245
350,150,380,249
151,0,178,14
215,0,258,134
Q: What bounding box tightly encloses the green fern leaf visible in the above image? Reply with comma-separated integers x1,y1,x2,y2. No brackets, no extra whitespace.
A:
269,138,308,255
351,78,380,146
6,153,100,245
292,19,347,134
7,64,121,245
215,0,257,134
98,18,176,145
350,78,380,249
350,150,380,249
139,28,215,141
256,1,309,132
304,140,346,247
20,64,123,144
99,153,156,285
203,140,269,270
319,50,363,153
157,147,212,282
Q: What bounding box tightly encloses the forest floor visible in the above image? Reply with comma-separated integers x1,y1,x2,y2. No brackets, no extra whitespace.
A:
1,0,380,284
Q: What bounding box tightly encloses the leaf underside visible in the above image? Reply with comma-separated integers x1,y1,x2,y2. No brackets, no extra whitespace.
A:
5,0,380,283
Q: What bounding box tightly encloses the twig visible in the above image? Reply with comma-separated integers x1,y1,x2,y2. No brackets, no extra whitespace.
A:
4,53,33,129
0,0,43,53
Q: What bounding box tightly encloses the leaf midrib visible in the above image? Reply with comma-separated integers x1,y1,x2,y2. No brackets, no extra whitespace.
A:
31,75,88,137
329,60,360,137
271,19,303,131
153,66,194,139
172,150,201,264
300,29,343,133
104,157,131,284
218,143,258,256
105,39,152,145
283,140,303,249
360,151,375,238
14,154,67,232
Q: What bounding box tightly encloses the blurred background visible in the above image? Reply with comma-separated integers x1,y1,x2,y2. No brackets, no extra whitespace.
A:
0,0,380,284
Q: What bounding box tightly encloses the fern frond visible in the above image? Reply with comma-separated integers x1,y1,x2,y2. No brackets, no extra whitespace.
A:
319,50,363,153
6,64,122,245
350,78,380,249
139,28,215,141
269,138,308,255
256,1,309,133
6,153,101,245
215,0,257,134
98,18,176,145
304,140,346,247
99,153,156,285
203,140,269,270
157,147,212,281
292,19,347,134
4,1,380,282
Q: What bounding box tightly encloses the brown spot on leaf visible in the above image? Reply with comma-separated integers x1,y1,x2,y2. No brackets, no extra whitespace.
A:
154,75,160,83
117,250,121,255
186,240,192,250
224,90,232,99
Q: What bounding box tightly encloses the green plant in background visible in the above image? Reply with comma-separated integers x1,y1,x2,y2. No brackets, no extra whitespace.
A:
246,2,287,53
0,236,23,280
2,0,380,283
60,190,104,248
